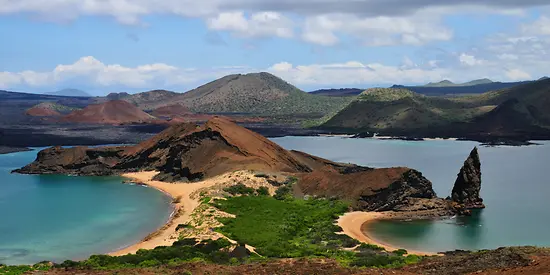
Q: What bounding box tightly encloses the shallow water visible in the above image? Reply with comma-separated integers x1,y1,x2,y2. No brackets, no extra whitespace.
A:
0,149,172,265
272,137,550,252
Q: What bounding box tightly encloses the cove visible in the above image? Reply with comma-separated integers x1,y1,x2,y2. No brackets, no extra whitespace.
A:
272,137,550,252
0,149,172,265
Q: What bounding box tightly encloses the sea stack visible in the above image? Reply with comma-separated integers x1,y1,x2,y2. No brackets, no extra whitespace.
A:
451,147,485,209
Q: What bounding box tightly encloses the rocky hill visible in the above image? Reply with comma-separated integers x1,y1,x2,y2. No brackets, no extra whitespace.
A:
15,117,481,215
25,102,78,117
62,100,155,125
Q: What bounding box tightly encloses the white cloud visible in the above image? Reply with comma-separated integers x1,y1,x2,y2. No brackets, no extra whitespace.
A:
459,53,485,66
506,69,532,80
301,12,453,46
207,11,293,38
521,16,550,36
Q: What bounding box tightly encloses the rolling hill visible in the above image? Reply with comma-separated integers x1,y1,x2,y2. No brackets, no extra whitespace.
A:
62,100,155,124
321,88,491,131
169,72,352,116
320,78,550,140
26,102,78,117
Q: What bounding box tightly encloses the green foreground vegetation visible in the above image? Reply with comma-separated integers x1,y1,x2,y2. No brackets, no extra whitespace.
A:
0,183,421,273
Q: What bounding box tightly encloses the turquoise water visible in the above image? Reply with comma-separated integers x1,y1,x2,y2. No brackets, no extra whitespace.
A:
0,149,172,265
272,137,550,252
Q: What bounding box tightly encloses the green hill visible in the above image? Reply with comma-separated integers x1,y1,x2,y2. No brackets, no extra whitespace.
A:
321,79,550,140
172,72,353,116
321,88,490,131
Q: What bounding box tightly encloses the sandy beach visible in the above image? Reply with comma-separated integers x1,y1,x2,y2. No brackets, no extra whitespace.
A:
110,171,220,256
337,211,439,256
112,171,437,257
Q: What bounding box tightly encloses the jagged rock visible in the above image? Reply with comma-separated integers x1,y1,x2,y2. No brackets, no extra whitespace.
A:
451,147,485,209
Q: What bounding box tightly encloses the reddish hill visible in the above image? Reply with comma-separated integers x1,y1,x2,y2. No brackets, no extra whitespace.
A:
152,104,192,118
62,100,154,125
26,106,61,117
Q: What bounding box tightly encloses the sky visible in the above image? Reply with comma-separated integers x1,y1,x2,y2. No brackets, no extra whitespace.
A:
1,1,550,95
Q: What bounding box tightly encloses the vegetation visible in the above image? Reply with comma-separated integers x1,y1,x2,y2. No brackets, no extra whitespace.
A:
223,183,256,196
56,238,234,270
322,87,494,131
256,186,270,196
213,195,421,268
0,262,51,275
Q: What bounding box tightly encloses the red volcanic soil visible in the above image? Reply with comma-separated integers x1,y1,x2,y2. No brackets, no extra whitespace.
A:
152,104,192,118
62,100,154,125
25,103,62,117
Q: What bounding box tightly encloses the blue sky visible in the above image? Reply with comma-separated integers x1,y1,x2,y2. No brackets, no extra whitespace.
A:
1,1,549,95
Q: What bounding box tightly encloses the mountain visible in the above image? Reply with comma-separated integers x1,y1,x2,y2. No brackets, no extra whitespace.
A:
320,78,550,141
321,88,489,131
424,80,456,87
153,72,352,116
15,117,479,215
47,89,91,97
25,102,78,117
424,78,494,87
309,88,364,97
539,76,549,81
62,100,155,125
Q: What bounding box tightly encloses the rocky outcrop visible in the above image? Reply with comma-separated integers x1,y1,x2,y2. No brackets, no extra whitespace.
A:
451,147,485,209
14,117,482,217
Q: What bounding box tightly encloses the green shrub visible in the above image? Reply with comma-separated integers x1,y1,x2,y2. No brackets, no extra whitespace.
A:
273,185,293,200
256,186,270,196
224,184,255,196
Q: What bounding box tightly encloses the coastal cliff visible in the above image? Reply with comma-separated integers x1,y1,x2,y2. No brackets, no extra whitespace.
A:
14,117,482,217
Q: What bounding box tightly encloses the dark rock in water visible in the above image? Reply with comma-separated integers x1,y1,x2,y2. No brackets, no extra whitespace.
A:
351,132,374,138
451,147,485,209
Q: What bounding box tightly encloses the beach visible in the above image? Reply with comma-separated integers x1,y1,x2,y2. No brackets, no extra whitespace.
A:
110,171,219,256
337,211,439,256
111,170,272,256
112,171,437,257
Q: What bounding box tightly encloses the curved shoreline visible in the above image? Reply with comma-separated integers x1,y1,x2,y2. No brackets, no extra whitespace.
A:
337,211,439,256
110,171,219,256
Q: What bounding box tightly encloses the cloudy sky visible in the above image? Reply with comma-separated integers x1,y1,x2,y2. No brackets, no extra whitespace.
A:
1,0,549,95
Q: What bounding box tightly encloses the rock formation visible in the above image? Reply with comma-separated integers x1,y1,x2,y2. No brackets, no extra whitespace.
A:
14,117,482,217
451,147,485,209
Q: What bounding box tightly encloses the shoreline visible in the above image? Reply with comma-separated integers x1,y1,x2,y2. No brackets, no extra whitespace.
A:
337,211,439,256
110,171,219,256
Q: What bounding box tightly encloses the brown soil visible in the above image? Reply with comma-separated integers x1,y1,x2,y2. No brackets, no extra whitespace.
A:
25,105,62,117
42,249,550,275
152,103,193,118
62,100,154,124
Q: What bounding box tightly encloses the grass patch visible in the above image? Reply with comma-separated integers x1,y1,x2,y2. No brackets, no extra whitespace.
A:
213,195,422,268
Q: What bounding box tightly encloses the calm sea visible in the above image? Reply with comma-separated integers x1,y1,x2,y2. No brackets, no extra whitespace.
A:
0,149,172,265
272,137,550,253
